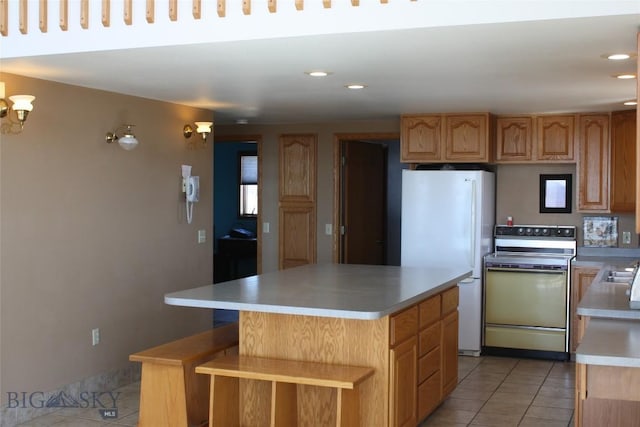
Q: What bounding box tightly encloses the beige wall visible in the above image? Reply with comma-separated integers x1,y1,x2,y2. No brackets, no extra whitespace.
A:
0,73,213,400
496,163,637,247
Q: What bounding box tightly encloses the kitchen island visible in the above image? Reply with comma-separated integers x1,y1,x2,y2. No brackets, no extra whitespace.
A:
575,265,640,427
165,263,471,427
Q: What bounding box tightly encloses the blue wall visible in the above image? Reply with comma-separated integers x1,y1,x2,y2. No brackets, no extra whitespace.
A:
213,142,257,251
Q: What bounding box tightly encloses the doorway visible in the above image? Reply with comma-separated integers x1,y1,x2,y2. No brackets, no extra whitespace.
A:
213,134,262,325
333,133,406,265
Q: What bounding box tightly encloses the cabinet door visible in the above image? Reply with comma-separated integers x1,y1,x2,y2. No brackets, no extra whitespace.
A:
400,115,443,162
537,115,575,162
570,267,599,352
577,114,610,211
390,337,417,427
441,310,458,397
444,114,489,162
495,116,533,162
610,110,637,212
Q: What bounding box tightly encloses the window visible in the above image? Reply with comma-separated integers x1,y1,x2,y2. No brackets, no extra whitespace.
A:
239,152,258,217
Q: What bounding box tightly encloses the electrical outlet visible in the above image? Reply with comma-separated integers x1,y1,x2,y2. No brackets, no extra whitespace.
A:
325,224,332,235
91,328,100,346
623,231,632,245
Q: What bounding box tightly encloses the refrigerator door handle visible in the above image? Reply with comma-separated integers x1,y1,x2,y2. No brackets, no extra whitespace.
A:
466,178,477,269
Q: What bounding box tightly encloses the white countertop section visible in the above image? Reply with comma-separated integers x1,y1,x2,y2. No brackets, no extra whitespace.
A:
576,318,640,367
577,265,640,320
165,264,471,320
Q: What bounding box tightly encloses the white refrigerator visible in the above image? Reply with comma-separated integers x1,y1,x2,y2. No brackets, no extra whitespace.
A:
401,169,495,356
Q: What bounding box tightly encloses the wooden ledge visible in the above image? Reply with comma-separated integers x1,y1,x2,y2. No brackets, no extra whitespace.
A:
129,322,239,366
196,354,374,389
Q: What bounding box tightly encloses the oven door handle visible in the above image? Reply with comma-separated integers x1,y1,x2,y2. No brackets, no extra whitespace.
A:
486,267,567,274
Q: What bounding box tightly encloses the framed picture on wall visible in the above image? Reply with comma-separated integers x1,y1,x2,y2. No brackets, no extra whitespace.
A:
539,174,572,213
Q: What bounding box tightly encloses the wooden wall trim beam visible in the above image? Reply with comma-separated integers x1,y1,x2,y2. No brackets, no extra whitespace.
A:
39,0,47,32
59,0,68,31
80,0,89,29
19,0,27,34
268,0,276,13
193,0,201,19
217,0,225,17
146,0,154,23
124,0,132,25
169,0,178,21
295,0,303,11
243,0,251,15
102,0,110,27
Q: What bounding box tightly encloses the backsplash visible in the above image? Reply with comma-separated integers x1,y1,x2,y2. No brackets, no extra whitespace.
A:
495,163,638,249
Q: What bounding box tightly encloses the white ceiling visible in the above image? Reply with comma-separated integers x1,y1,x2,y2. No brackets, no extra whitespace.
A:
0,3,638,125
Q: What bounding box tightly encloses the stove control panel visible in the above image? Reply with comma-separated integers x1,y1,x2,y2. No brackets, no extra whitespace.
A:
495,225,576,239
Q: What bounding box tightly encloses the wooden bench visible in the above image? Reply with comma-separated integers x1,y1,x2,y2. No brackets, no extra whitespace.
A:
195,354,375,427
129,323,239,427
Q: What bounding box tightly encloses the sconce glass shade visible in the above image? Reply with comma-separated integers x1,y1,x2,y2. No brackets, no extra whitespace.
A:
118,133,139,151
195,121,213,139
9,95,35,112
106,124,139,150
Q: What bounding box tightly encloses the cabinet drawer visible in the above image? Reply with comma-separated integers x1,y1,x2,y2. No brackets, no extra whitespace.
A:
442,286,459,315
390,305,418,346
418,347,440,383
419,321,441,356
418,371,442,421
419,295,441,328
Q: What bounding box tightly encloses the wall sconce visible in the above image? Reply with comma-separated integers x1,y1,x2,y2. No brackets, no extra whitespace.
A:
105,124,139,151
183,121,213,141
0,82,36,135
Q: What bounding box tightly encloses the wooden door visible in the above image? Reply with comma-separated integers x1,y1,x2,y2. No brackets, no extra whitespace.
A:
400,114,442,162
610,110,637,212
279,134,317,269
577,114,610,211
390,337,417,427
495,116,533,162
342,140,387,265
536,115,576,161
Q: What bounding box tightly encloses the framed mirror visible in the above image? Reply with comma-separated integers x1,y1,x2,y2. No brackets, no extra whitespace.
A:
539,174,572,213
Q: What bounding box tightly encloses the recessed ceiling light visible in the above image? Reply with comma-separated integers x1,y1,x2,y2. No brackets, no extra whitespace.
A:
623,100,638,106
615,74,637,80
306,71,329,77
607,53,631,60
346,84,366,90
236,118,249,124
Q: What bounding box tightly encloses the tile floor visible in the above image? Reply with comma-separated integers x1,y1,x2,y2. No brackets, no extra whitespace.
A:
17,355,574,427
421,355,575,427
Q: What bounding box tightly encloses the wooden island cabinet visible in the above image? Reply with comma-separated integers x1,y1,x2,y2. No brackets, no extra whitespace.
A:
165,264,468,427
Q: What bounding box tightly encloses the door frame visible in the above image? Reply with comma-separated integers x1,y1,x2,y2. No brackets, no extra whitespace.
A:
332,132,399,263
214,134,263,275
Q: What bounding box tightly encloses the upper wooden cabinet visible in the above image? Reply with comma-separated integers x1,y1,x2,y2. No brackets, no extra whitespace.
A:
610,110,637,212
495,115,576,163
401,113,492,163
537,115,576,162
400,114,442,162
577,114,610,212
495,116,534,162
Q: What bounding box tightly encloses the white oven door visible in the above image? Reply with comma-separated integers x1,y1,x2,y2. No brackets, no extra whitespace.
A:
485,267,567,327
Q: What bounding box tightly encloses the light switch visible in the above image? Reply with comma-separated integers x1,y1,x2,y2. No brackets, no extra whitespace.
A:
325,224,332,235
197,229,206,243
623,231,631,245
263,222,270,233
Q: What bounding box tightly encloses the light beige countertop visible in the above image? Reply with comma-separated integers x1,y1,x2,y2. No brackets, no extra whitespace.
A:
576,318,640,367
577,264,640,320
165,263,471,320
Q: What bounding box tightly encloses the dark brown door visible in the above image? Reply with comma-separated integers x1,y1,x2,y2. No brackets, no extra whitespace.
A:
342,140,387,264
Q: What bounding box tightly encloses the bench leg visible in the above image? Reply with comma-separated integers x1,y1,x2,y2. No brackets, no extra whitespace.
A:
137,363,188,427
209,375,239,427
271,382,297,427
336,385,360,427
